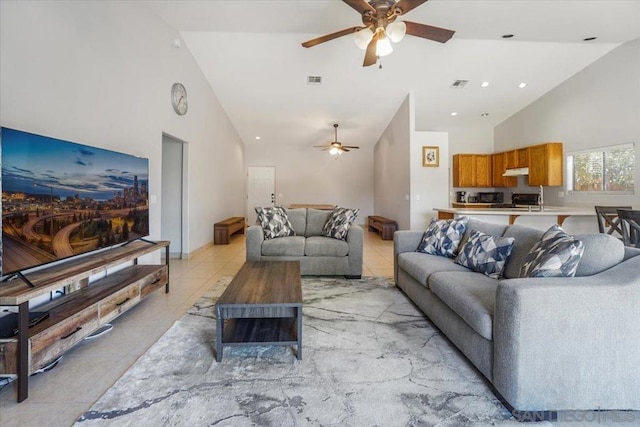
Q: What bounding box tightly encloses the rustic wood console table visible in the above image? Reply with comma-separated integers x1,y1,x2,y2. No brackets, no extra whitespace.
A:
0,240,169,402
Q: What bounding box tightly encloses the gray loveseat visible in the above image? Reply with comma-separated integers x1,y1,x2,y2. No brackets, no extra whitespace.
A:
394,218,640,418
246,208,363,278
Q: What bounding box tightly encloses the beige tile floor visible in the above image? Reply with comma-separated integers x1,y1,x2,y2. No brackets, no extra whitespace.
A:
0,229,394,427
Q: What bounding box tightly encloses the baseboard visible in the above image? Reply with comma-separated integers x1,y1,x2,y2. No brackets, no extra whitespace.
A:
182,241,214,259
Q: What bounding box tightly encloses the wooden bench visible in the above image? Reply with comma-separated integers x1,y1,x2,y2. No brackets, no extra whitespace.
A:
367,216,398,240
214,217,245,245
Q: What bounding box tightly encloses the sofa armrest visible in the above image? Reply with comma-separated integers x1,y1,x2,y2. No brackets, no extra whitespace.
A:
245,225,264,261
493,255,640,410
346,224,363,276
393,231,423,284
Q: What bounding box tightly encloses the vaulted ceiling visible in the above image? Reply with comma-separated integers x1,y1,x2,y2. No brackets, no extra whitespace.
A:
144,1,640,150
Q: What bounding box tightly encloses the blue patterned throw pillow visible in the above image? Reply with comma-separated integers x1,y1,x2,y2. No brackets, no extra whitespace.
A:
520,225,585,278
416,217,469,258
455,230,515,279
322,207,359,240
255,206,295,240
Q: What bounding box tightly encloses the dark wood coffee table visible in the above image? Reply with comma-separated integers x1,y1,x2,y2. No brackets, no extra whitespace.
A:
215,261,302,362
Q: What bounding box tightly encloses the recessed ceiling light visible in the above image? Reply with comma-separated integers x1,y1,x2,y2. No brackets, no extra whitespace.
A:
450,112,458,116
481,113,489,117
502,34,514,39
481,81,490,88
255,136,261,140
517,82,528,89
583,36,597,41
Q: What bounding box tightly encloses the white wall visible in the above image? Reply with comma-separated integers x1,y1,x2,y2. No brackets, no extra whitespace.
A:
0,1,245,255
373,95,412,230
495,38,640,208
410,132,449,230
244,143,374,223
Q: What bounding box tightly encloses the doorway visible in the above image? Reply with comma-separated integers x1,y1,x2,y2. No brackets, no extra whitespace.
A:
161,134,187,258
247,166,276,225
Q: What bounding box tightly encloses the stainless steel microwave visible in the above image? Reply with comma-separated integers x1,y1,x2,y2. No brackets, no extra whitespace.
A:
477,192,504,204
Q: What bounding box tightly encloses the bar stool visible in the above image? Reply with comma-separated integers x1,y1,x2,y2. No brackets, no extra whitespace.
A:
617,209,640,248
594,206,631,238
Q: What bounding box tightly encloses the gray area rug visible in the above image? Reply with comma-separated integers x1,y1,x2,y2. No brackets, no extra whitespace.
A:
76,276,524,426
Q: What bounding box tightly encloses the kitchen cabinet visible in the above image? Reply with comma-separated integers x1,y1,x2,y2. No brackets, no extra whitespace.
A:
516,148,529,168
505,148,528,169
474,155,492,187
452,154,492,187
492,152,517,187
528,143,563,186
505,150,517,169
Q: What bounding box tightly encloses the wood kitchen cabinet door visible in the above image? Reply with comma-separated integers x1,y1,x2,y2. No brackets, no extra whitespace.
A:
516,148,529,167
492,153,517,187
474,155,492,187
505,150,518,169
528,143,563,186
453,154,475,187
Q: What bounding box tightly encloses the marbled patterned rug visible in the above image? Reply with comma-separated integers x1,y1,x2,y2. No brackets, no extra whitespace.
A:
75,277,524,426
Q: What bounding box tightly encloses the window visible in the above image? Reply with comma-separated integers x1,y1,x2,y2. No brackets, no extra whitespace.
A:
567,143,635,194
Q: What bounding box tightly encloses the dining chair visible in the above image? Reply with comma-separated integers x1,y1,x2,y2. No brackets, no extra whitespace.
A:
617,209,640,248
594,205,632,237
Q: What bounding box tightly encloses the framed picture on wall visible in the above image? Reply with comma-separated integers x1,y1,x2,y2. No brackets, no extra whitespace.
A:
422,146,439,167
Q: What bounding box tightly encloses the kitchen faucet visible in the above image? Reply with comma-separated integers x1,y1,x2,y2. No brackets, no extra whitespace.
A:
538,185,544,211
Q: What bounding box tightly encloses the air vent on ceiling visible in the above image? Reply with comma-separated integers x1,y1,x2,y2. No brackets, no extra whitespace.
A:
307,76,322,85
450,80,468,88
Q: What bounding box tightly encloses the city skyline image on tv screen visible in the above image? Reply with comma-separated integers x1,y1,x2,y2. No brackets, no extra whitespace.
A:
1,127,149,276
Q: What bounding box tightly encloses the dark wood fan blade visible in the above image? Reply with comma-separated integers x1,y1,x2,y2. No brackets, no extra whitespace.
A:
404,21,455,43
302,26,363,48
343,146,360,149
363,32,379,67
342,0,375,14
393,0,429,15
341,148,350,152
314,145,330,148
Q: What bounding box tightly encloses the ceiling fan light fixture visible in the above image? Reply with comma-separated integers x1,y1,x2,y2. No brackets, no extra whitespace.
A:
354,28,374,49
329,147,340,155
376,34,393,57
386,21,406,43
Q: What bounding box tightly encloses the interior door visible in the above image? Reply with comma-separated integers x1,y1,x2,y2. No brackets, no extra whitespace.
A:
161,134,186,258
247,166,275,225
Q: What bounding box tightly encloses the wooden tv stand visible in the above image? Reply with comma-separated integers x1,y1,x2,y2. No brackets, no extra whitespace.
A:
0,240,169,402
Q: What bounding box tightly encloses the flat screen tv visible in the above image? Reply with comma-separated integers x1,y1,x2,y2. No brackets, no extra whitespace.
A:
1,127,149,277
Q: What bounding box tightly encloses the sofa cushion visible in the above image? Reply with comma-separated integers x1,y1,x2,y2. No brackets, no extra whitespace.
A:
305,209,331,236
261,236,306,256
520,225,585,278
255,206,295,240
429,272,498,341
305,236,349,257
285,208,307,236
574,233,625,276
461,219,509,248
322,207,359,240
417,216,469,258
397,252,471,287
501,225,545,279
455,230,515,279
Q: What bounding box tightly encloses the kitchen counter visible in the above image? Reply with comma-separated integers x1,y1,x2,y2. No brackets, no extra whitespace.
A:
435,206,595,226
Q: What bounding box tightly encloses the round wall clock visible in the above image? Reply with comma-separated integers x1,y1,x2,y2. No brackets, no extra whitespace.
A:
171,82,188,115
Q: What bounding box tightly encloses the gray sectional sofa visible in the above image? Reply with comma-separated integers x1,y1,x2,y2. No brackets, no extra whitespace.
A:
246,208,363,277
394,218,640,417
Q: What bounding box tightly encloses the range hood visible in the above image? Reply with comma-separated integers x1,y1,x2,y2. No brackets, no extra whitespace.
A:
502,167,529,177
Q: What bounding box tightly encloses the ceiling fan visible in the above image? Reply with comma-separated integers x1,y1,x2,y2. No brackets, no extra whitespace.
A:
302,0,455,67
314,124,360,155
